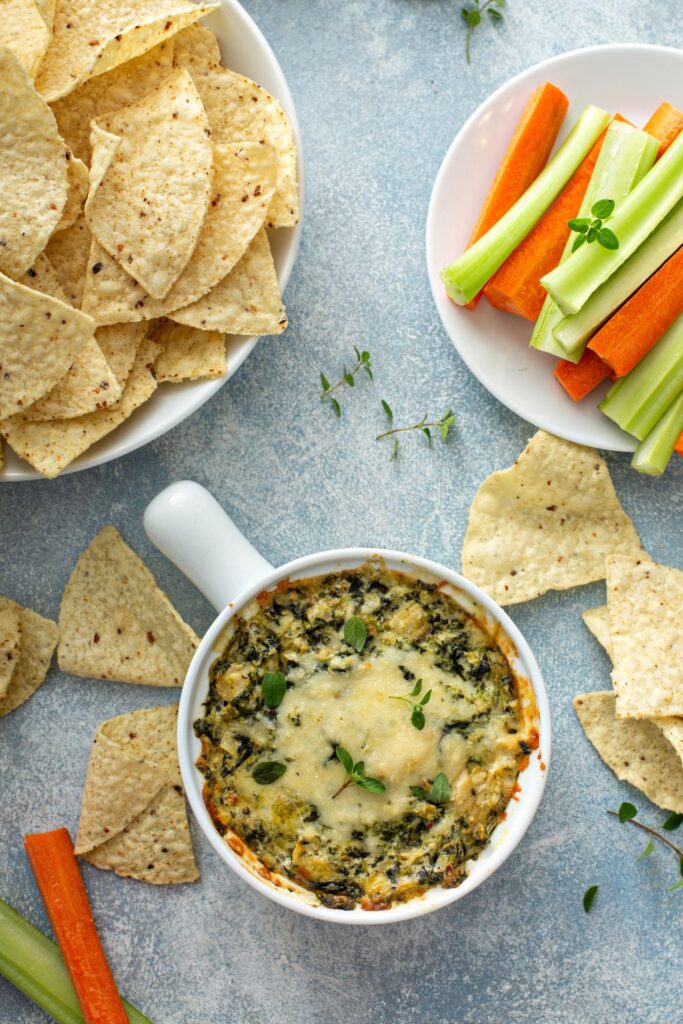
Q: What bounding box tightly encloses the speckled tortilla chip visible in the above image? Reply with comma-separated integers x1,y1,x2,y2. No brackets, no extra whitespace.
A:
170,228,287,334
85,67,212,299
0,598,21,704
0,600,58,717
0,48,68,277
574,692,683,812
172,23,220,67
95,322,148,387
0,268,95,418
0,336,158,477
582,605,611,657
76,704,198,884
607,556,683,720
44,215,91,307
54,148,89,232
82,142,277,323
35,0,218,102
152,320,225,381
58,525,199,684
0,0,52,80
174,47,298,228
50,40,174,164
461,432,644,605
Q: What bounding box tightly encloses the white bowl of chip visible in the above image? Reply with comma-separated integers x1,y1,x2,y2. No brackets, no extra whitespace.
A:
4,0,303,481
426,43,683,452
144,480,551,924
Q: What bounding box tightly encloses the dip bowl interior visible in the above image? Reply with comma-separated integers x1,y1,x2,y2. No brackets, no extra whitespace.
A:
145,482,551,925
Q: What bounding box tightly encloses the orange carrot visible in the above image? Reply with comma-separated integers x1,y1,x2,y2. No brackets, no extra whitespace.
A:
588,247,683,376
554,348,613,401
643,102,683,158
675,430,683,457
483,119,627,320
24,828,128,1024
464,82,569,308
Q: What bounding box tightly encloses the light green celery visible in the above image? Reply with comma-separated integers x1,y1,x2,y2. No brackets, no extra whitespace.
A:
553,197,683,356
440,105,610,305
0,899,154,1024
599,311,683,439
632,390,683,475
531,120,659,358
541,130,683,314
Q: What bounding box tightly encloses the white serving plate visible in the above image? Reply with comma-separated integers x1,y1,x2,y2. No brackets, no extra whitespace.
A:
426,44,683,452
4,0,303,481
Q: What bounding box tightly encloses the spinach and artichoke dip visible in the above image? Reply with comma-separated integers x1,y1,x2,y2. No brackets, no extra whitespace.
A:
195,564,538,910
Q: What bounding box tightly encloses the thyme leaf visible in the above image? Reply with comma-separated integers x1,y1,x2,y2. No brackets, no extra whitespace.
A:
332,745,386,799
319,347,372,416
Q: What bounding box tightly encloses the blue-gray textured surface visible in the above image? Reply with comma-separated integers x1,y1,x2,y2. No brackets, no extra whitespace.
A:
1,2,683,1022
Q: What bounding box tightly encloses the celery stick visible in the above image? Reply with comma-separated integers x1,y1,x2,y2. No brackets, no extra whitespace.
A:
531,121,659,357
541,130,683,314
599,311,683,439
632,390,683,475
553,198,683,356
0,899,154,1024
440,105,610,305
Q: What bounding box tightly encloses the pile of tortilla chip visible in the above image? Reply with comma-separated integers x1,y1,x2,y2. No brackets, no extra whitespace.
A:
0,596,58,716
59,525,199,685
0,4,296,477
575,555,683,813
75,703,199,884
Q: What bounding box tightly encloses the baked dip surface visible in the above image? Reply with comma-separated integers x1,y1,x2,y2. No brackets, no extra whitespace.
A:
195,563,538,910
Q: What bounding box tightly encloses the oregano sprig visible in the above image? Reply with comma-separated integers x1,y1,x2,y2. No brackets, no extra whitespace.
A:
320,346,373,417
461,0,506,64
389,678,432,730
568,199,619,253
377,401,456,461
332,745,386,799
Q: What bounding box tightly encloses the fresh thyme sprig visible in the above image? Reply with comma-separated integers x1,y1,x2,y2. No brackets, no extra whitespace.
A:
319,346,373,417
461,0,506,64
332,745,386,799
377,401,456,461
390,678,432,730
610,803,683,889
568,199,619,253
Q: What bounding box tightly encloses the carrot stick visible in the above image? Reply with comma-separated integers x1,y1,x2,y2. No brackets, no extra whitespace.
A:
483,119,626,321
643,102,683,158
675,430,683,457
588,247,683,376
24,828,129,1024
554,348,613,401
464,82,569,308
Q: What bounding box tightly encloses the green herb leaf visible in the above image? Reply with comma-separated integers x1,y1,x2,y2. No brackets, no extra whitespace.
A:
663,812,683,831
592,198,615,219
261,671,286,709
390,438,399,462
583,884,599,912
357,776,387,794
320,372,330,392
410,785,426,800
597,227,619,250
429,772,452,804
619,802,638,823
462,7,481,26
568,217,591,232
319,347,373,416
411,679,422,697
344,616,367,653
252,761,287,785
411,706,426,730
420,689,432,706
572,233,586,252
670,860,683,891
636,839,655,861
331,397,341,418
344,372,355,387
335,745,353,775
586,226,597,244
381,399,394,424
487,7,503,20
353,760,364,775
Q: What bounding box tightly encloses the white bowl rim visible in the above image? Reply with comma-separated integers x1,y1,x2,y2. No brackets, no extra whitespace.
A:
425,42,683,452
3,0,304,482
178,545,552,925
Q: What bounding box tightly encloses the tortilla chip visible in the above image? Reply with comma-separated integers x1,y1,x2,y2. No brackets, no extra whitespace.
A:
82,141,277,324
0,48,68,277
582,605,611,657
0,600,58,716
170,228,287,334
95,322,148,387
34,0,55,30
50,40,174,164
607,555,683,720
35,0,218,102
0,0,52,80
0,336,158,477
0,268,95,418
174,48,298,228
172,23,221,67
574,692,683,812
54,148,89,232
58,525,199,684
0,598,22,703
76,704,198,884
85,67,212,299
460,432,644,605
44,215,91,307
152,320,225,381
